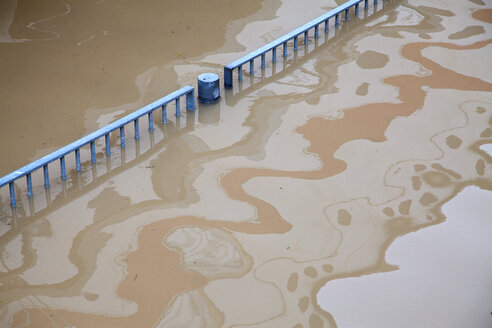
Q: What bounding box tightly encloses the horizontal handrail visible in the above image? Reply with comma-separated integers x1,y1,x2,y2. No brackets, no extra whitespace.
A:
1,85,195,207
224,0,378,87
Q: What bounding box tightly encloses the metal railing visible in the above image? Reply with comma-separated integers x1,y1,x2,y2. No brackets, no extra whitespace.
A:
224,0,379,88
0,86,195,207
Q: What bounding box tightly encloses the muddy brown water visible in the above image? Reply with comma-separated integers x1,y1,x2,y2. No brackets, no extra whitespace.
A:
1,0,492,327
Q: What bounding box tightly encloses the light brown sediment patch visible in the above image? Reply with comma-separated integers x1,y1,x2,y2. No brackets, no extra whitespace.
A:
383,207,395,217
476,106,486,113
337,209,352,226
412,176,422,190
480,128,492,138
431,163,462,179
299,297,310,312
288,273,299,292
398,199,412,215
414,164,426,172
305,266,318,279
446,135,462,149
469,0,486,6
356,50,389,69
472,9,492,23
422,171,452,187
322,264,333,273
449,26,485,39
419,192,438,206
309,313,324,328
355,82,369,96
292,324,303,328
475,159,485,175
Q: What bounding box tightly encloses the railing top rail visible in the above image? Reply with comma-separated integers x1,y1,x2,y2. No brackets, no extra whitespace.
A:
0,85,193,188
225,0,363,70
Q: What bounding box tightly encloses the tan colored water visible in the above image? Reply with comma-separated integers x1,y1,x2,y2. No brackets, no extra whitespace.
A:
1,0,491,327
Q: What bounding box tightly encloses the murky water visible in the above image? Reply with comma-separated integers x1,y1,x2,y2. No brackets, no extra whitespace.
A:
0,0,491,327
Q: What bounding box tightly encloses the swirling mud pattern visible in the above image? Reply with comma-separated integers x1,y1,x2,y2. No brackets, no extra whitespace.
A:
1,0,491,327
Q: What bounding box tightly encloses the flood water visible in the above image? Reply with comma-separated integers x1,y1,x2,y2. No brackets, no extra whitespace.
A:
0,0,491,327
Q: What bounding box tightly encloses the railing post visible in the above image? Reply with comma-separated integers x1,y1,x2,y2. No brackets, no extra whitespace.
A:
355,3,359,15
315,25,319,39
120,126,125,148
250,60,254,75
186,89,195,111
294,36,298,51
325,19,329,33
134,119,139,140
162,104,167,124
26,173,33,198
43,164,50,189
224,67,233,88
272,47,277,63
364,0,368,10
75,148,81,171
374,0,378,5
105,133,111,155
283,42,288,57
345,8,349,21
60,156,66,180
304,31,309,45
90,141,96,162
261,54,265,69
148,112,154,131
175,98,180,117
9,182,16,207
335,14,340,26
238,66,242,81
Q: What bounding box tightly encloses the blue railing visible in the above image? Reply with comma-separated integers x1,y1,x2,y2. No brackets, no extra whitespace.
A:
224,0,378,88
0,86,195,207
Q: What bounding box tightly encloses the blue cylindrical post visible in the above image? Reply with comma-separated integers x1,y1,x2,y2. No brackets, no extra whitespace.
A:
315,25,319,39
238,66,243,81
272,48,277,63
335,14,340,26
345,8,349,21
148,112,154,132
283,42,287,57
250,60,254,75
294,36,298,51
355,3,359,15
175,98,180,117
261,54,265,69
9,182,16,207
186,89,195,111
197,73,221,104
364,0,368,10
304,31,308,45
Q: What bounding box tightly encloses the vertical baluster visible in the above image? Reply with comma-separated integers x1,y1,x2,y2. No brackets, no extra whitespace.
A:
261,54,265,69
90,141,96,163
374,0,378,5
355,3,359,16
175,98,180,117
283,42,287,57
304,31,308,45
238,66,243,81
345,8,349,21
272,47,277,63
60,156,66,180
325,19,329,33
105,133,111,155
315,25,319,39
250,59,254,75
335,14,340,26
75,148,81,171
364,0,368,10
9,182,16,207
162,104,167,124
224,67,233,88
26,173,33,198
294,36,298,51
120,126,125,148
134,119,139,140
186,89,195,111
148,112,154,132
43,165,50,188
